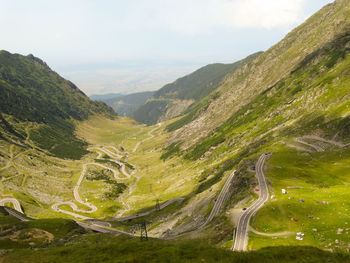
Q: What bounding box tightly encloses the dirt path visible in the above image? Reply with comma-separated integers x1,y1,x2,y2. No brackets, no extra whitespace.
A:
295,136,346,152
249,226,294,237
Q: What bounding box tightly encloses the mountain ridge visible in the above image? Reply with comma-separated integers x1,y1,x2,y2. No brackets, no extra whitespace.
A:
133,52,262,125
168,0,350,150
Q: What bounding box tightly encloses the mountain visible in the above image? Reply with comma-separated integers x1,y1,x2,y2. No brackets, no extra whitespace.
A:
90,93,124,101
133,52,262,125
93,91,155,117
0,51,116,159
167,0,350,153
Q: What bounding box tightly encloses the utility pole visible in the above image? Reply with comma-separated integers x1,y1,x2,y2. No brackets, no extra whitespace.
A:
139,221,148,241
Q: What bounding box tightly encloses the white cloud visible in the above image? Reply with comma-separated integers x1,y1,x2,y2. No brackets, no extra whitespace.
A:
121,0,305,34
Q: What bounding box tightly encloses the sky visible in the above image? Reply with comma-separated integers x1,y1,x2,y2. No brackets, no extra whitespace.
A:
0,0,333,95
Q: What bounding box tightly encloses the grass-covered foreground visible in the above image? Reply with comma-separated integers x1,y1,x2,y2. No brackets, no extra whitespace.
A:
2,235,349,263
2,205,349,263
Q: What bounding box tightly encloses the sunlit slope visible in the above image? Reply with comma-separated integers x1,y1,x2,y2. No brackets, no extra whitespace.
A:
169,0,350,149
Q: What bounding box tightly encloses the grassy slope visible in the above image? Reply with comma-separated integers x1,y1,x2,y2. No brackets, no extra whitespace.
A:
249,145,350,251
1,206,348,262
2,233,349,263
167,0,350,149
182,27,350,162
0,207,84,249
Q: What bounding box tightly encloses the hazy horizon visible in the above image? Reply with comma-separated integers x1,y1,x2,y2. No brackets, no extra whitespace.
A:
1,0,333,95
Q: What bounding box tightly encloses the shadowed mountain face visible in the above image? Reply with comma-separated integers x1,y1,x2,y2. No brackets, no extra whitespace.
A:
132,52,263,125
0,51,115,159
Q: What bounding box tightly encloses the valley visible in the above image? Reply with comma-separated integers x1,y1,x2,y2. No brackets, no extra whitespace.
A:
0,1,350,262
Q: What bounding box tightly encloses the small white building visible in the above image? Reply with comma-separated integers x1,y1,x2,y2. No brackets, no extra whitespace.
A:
282,189,287,194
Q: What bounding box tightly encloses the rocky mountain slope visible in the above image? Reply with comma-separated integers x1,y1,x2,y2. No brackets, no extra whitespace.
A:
133,52,262,125
167,0,350,153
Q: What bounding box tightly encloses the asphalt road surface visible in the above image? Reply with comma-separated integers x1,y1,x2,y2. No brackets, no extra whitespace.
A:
232,153,270,251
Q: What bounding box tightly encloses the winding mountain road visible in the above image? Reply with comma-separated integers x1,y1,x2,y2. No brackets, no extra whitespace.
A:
52,123,162,219
52,152,130,216
232,153,270,251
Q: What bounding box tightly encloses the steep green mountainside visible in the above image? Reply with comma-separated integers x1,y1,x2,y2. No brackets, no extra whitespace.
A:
97,91,155,117
0,51,115,159
168,0,350,150
181,29,350,161
133,52,262,125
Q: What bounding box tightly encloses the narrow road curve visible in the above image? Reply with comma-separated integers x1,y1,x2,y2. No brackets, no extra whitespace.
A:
0,198,23,213
0,198,129,234
232,153,270,251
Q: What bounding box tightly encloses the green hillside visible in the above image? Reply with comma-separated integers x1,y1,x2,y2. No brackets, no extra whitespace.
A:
133,52,262,125
0,51,115,159
168,0,350,151
182,30,350,160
